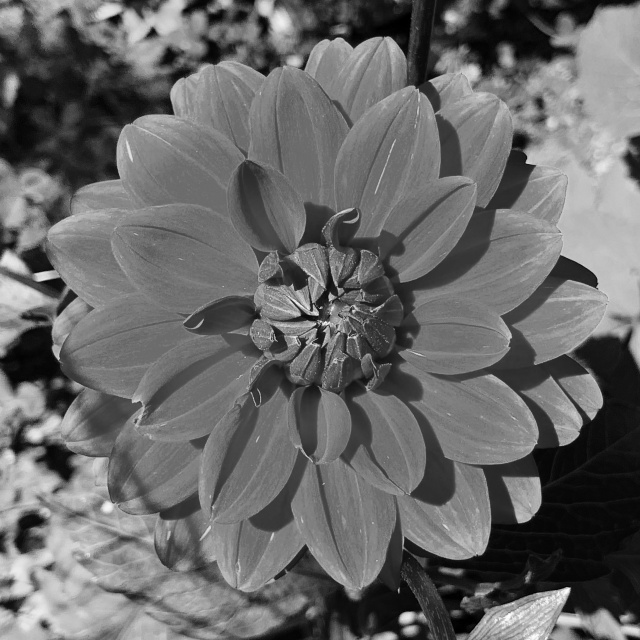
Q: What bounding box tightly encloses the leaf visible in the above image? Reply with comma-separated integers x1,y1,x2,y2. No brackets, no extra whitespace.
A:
467,588,570,640
577,4,640,139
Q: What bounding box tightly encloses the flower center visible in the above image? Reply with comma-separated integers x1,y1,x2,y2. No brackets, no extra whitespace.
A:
250,241,404,393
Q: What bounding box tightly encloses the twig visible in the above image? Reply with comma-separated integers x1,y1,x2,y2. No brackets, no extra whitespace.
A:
407,0,437,86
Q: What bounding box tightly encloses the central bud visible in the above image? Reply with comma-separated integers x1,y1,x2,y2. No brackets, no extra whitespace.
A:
249,211,404,394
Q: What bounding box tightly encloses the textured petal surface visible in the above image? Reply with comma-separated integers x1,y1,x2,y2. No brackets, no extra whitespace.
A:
378,177,477,283
401,297,511,375
409,210,562,315
171,62,264,154
483,455,542,524
419,73,473,112
248,67,348,207
112,204,258,313
497,277,608,368
116,115,244,210
71,179,135,215
134,334,256,441
437,93,513,207
183,296,255,335
292,457,396,589
392,360,538,464
108,422,201,514
228,160,306,253
199,372,297,523
336,87,440,239
305,38,353,94
52,297,92,358
60,294,187,399
343,386,426,495
47,210,134,308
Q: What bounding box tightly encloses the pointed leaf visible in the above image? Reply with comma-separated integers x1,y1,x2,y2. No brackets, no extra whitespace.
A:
343,386,426,495
292,457,396,589
171,62,264,154
336,87,440,239
483,455,542,524
419,73,473,112
497,277,608,368
47,210,135,308
248,67,348,207
305,38,353,94
60,294,188,399
71,179,136,215
438,93,513,207
116,115,244,211
134,334,256,441
410,210,562,315
401,297,511,375
488,150,568,224
328,37,407,123
183,296,255,335
228,160,306,253
112,204,258,313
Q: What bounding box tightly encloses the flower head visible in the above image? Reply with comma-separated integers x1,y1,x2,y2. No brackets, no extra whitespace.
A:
48,37,606,592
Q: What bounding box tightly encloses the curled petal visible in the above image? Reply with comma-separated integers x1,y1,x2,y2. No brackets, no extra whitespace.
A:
183,297,255,335
305,38,353,94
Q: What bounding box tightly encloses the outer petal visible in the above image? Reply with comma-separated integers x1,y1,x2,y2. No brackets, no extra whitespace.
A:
61,389,136,457
292,457,396,590
304,38,353,94
108,421,201,515
335,87,440,239
47,210,135,308
60,294,187,399
327,37,407,123
116,115,244,211
52,297,92,358
419,73,473,112
437,93,513,207
483,455,542,524
227,160,306,253
171,62,264,154
488,150,568,224
391,359,538,465
71,179,136,215
111,204,258,313
378,177,477,283
248,67,348,208
343,386,426,495
134,334,257,441
401,297,511,375
409,210,562,315
497,277,608,368
199,372,298,523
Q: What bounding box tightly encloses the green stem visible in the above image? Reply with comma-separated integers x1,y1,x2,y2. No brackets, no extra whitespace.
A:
400,553,456,640
407,0,437,86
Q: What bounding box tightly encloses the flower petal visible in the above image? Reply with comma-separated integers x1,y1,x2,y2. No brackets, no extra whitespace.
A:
112,204,258,313
483,455,541,524
47,210,135,308
199,372,297,524
108,421,202,515
134,334,257,441
60,294,187,399
437,93,513,207
327,37,407,123
497,277,608,368
419,73,473,112
391,359,538,464
116,115,244,210
227,160,306,253
550,256,598,288
288,386,351,464
335,87,440,239
305,38,353,94
248,67,348,208
71,179,136,215
409,210,562,315
401,297,511,375
52,297,92,358
292,457,396,589
343,386,426,495
61,389,136,457
487,150,568,224
183,296,255,335
171,62,264,154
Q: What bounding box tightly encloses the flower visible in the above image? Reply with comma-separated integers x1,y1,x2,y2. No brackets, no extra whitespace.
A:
47,37,607,592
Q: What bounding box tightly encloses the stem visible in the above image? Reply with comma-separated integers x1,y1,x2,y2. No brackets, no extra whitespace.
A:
407,0,437,87
400,553,456,640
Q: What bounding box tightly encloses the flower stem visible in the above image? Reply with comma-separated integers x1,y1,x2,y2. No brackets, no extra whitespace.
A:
400,553,456,640
407,0,437,86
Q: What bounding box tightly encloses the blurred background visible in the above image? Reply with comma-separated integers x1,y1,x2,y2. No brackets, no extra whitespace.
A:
0,1,639,639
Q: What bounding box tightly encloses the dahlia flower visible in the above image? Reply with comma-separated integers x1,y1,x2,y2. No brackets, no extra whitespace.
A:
48,37,606,592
